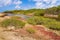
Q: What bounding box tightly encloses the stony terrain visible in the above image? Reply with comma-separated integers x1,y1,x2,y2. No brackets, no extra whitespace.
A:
0,24,60,40
0,31,36,40
0,27,36,40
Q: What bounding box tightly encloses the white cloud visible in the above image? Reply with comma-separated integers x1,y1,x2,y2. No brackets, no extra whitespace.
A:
13,0,22,5
0,0,22,9
0,0,12,7
33,0,42,2
43,0,51,4
31,0,60,8
0,5,2,7
15,5,21,9
13,0,22,9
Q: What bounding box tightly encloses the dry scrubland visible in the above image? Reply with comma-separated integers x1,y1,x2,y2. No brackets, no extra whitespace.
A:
0,5,60,40
0,16,60,40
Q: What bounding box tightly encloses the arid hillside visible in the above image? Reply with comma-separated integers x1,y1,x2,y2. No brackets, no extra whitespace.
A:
0,6,60,40
0,24,60,40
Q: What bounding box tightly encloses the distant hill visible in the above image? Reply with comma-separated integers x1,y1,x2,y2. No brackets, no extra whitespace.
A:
3,5,60,15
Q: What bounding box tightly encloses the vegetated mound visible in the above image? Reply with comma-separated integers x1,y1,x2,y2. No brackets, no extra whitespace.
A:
0,23,60,40
27,16,60,30
0,18,26,29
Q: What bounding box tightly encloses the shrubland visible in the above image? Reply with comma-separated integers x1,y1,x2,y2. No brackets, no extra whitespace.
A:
3,5,60,31
26,28,36,34
27,16,60,30
0,18,25,28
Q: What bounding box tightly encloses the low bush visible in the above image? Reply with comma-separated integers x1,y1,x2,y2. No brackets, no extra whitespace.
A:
0,18,25,28
27,16,60,30
26,28,36,34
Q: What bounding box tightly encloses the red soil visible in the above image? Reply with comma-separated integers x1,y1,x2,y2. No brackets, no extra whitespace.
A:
34,25,60,40
12,25,60,40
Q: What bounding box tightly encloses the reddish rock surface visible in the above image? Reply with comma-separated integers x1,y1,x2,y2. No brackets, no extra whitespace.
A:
12,24,60,40
34,25,60,40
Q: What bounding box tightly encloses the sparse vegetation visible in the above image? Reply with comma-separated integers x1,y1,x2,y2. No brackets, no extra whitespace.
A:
2,5,60,31
26,28,36,34
0,18,25,28
0,5,60,40
27,16,60,30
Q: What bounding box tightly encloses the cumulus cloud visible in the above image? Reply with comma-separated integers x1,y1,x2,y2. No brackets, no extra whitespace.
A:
13,0,22,5
13,0,22,9
0,0,22,9
0,0,12,7
15,5,21,9
31,0,60,8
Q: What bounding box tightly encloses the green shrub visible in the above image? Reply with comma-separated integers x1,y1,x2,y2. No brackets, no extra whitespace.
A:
0,19,25,28
27,16,60,30
11,16,21,19
26,28,36,34
45,21,60,30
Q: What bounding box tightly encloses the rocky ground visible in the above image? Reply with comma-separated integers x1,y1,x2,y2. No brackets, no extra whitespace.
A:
0,27,37,40
0,24,60,40
0,31,37,40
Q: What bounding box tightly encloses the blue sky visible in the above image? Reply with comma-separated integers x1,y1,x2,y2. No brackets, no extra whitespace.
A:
0,0,60,12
